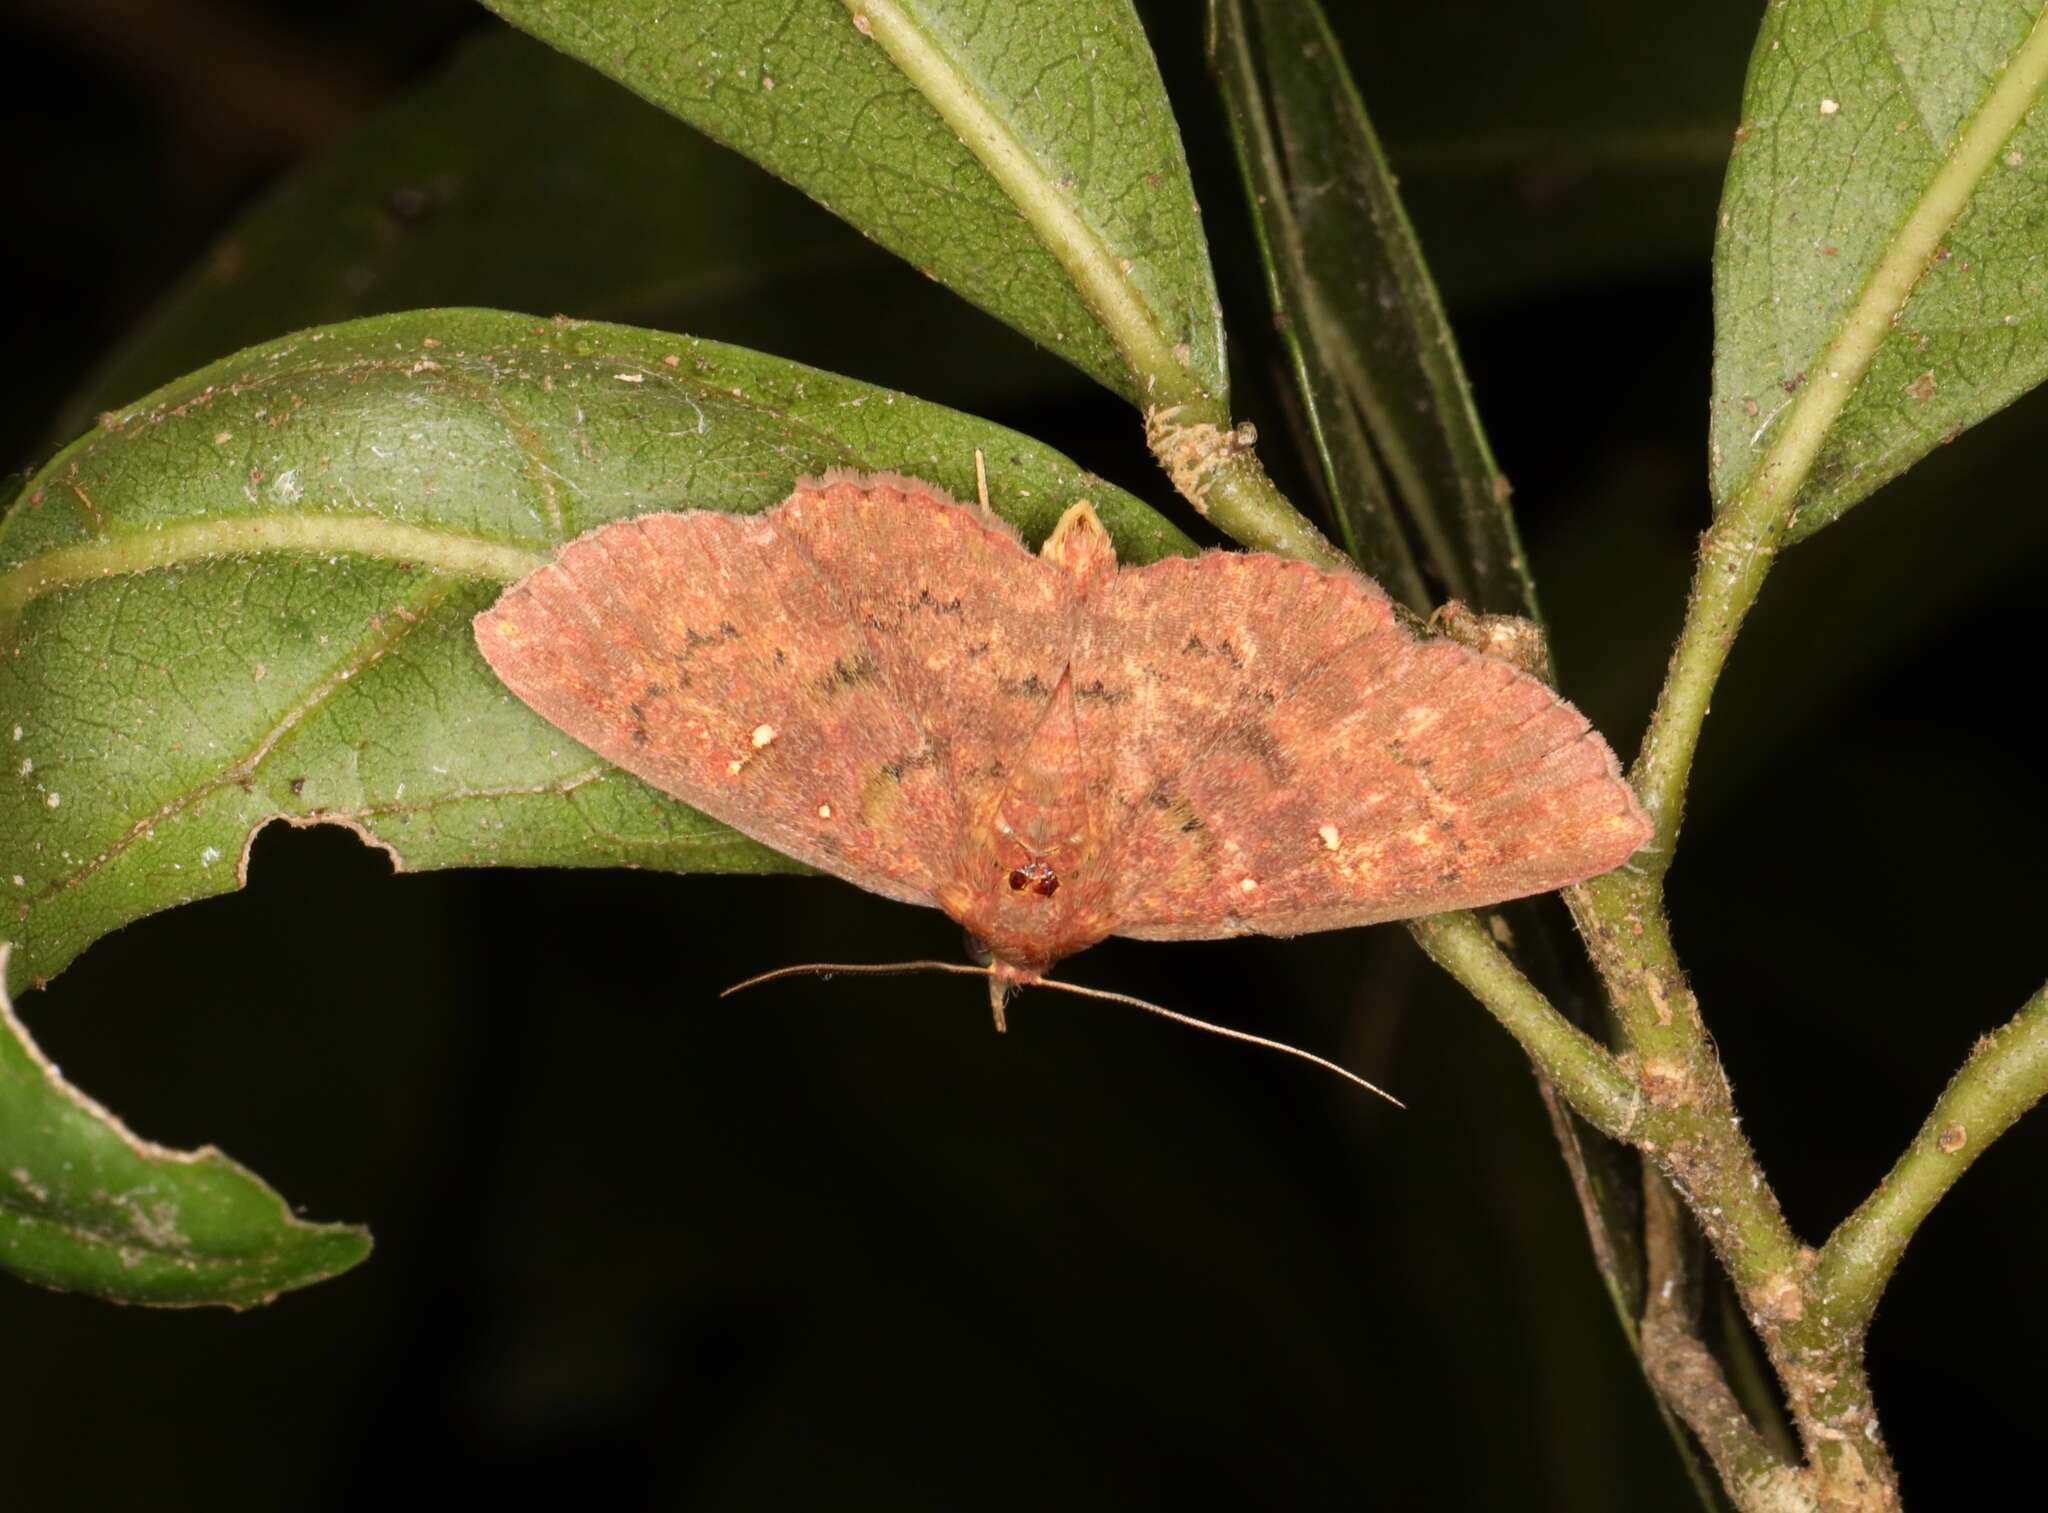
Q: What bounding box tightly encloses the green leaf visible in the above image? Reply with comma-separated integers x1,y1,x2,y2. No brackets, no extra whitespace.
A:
1713,3,2048,540
478,0,1223,406
1210,0,1531,617
51,26,1082,447
0,308,1191,990
0,945,369,1305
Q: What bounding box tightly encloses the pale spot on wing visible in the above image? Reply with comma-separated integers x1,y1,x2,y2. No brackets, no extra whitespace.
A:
1397,705,1444,737
1239,876,1259,893
818,802,833,819
1318,823,1340,850
752,722,777,748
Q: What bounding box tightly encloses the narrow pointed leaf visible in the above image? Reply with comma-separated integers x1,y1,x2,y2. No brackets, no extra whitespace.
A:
1209,0,1531,618
0,308,1190,990
478,0,1223,406
1216,12,1730,1497
0,946,370,1305
1713,3,2048,539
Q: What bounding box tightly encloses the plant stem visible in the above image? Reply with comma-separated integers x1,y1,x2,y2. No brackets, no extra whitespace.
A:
1812,979,2048,1333
1639,1169,1811,1512
842,0,1344,566
1407,911,1636,1134
1548,30,2048,1503
1568,881,1806,1288
1145,405,1353,566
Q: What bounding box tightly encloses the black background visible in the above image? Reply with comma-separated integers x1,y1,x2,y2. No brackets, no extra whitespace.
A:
2,1,2043,1507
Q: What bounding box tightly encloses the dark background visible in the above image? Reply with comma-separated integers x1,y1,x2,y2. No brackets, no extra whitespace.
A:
3,1,2043,1507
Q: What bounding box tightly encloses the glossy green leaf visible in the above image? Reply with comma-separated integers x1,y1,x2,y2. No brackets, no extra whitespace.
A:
51,26,1081,447
478,0,1223,406
1714,2,2048,539
0,308,1191,990
0,946,369,1305
1210,0,1530,617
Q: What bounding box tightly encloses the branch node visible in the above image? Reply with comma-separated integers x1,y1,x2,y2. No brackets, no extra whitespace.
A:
1753,1269,1806,1325
1427,601,1553,681
1638,1054,1697,1108
1144,404,1258,515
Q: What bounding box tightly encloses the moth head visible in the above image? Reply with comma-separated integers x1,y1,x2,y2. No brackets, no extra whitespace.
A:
939,855,1110,985
1005,858,1061,899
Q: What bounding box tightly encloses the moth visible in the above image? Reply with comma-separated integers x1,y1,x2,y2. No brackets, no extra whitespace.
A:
474,470,1650,1054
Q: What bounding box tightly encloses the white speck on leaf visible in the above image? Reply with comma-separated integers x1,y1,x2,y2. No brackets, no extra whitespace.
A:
45,792,59,808
200,846,221,867
1819,98,1840,115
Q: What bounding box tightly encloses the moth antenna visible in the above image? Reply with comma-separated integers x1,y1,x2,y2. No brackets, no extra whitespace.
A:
721,962,1400,1105
721,960,992,996
1033,977,1405,1107
974,448,991,513
723,958,1012,1032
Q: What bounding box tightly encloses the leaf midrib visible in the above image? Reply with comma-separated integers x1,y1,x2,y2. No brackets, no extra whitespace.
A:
847,0,1207,407
0,515,546,618
1734,6,2048,526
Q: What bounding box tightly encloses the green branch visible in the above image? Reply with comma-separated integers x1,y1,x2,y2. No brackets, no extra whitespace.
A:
1551,28,2048,1501
1638,1170,1809,1512
1566,881,1807,1298
1812,979,2048,1332
1407,912,1636,1134
842,0,1344,566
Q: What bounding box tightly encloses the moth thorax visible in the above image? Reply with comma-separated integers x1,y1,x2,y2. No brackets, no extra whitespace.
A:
988,790,1092,903
987,772,1091,892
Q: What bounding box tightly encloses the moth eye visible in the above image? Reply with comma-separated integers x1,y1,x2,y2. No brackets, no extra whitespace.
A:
1008,860,1060,897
